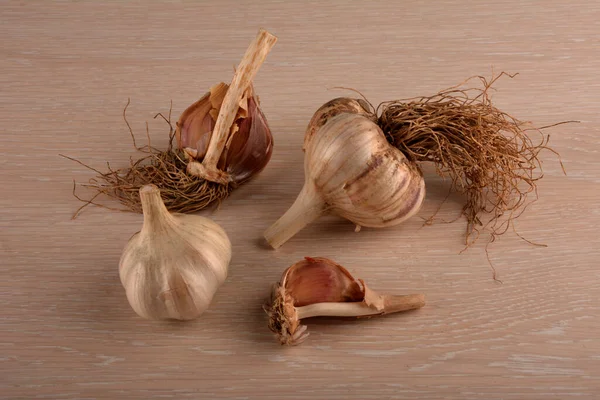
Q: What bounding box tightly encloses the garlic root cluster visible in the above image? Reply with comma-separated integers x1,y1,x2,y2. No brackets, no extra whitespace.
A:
265,73,559,248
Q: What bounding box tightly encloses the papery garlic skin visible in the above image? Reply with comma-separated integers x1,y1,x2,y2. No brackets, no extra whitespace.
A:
119,185,231,321
176,83,274,186
303,97,374,151
306,113,426,227
224,95,273,184
176,83,228,161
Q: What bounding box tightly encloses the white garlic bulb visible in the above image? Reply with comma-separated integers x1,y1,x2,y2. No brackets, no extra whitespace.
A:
264,108,426,249
119,185,231,320
305,112,426,226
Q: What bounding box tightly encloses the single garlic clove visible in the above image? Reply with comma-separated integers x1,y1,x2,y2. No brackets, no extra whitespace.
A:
176,82,229,159
119,185,231,321
283,256,364,306
224,95,274,184
264,257,426,346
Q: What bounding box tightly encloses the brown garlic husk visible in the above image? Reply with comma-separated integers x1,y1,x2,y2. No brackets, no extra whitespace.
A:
175,28,277,186
264,257,426,345
175,83,273,186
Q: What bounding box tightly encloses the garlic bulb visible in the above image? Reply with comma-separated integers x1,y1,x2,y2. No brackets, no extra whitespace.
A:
267,74,560,248
176,28,277,186
264,99,426,248
119,185,231,320
176,82,273,185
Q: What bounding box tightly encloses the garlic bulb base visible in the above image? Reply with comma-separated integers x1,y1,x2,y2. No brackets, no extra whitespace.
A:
187,161,231,185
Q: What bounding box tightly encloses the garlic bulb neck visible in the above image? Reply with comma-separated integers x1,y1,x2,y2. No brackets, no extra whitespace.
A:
139,185,176,233
263,183,325,249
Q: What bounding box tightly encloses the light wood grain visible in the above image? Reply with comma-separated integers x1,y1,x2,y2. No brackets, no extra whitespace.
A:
2,1,599,399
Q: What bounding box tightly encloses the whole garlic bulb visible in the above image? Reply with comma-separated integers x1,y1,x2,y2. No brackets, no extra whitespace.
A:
119,185,231,320
264,101,426,249
306,112,426,225
176,29,277,186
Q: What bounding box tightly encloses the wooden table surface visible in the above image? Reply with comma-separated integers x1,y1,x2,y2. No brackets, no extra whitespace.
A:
2,1,599,399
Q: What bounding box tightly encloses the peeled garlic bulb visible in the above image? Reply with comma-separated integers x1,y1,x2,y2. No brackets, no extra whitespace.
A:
264,101,426,249
119,185,231,320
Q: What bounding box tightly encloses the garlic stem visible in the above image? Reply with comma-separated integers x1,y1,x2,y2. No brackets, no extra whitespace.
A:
296,294,425,319
296,302,381,319
264,183,325,249
139,185,175,232
202,29,277,175
382,294,426,313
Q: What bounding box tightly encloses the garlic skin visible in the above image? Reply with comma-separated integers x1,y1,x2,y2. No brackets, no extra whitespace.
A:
119,185,231,320
224,93,274,184
303,97,374,151
264,110,426,249
176,82,229,161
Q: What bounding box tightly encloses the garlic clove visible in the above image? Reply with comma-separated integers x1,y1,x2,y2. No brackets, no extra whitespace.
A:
284,257,364,306
119,184,231,321
224,95,274,184
265,257,426,345
176,82,228,159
